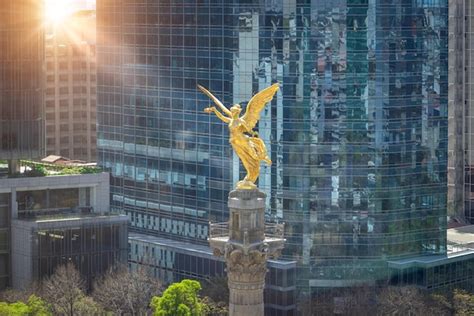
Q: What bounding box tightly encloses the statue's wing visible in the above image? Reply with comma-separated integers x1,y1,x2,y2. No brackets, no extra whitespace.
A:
197,84,231,116
241,83,279,130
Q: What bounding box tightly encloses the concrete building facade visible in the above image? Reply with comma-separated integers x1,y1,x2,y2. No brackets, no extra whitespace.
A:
0,171,127,290
44,10,97,162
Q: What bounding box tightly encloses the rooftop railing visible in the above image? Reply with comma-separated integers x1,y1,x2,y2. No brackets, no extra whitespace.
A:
447,241,474,254
17,206,94,220
209,221,285,239
209,222,228,238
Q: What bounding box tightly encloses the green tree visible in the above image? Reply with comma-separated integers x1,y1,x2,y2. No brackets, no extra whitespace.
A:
25,295,51,316
0,301,30,316
150,279,206,316
0,295,51,316
73,296,106,316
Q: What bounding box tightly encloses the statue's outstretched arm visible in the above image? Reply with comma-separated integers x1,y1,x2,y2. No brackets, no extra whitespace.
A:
205,107,231,123
198,85,232,116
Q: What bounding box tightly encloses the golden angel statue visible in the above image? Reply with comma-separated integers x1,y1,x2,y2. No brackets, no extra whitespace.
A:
198,83,279,190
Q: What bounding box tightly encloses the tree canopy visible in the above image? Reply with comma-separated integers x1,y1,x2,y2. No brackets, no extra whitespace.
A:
42,263,85,316
0,295,51,316
150,279,206,316
93,265,162,315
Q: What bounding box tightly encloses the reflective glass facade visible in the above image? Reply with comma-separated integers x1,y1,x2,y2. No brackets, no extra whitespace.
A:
389,254,474,293
464,1,474,223
0,0,44,159
97,0,448,304
31,220,128,290
0,193,9,289
448,0,474,224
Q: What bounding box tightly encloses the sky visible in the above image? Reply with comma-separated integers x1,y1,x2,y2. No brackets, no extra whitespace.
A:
45,0,95,13
44,0,95,24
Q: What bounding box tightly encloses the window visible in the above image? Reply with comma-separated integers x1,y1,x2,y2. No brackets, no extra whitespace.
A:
58,45,67,56
59,99,68,107
46,88,55,96
45,48,53,57
73,135,87,143
73,111,86,119
73,98,86,106
74,123,87,130
73,74,87,82
73,86,87,94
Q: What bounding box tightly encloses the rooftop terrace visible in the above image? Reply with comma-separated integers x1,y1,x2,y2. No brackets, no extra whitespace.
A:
0,159,101,178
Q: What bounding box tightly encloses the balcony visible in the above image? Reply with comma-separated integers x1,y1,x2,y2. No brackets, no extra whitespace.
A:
209,221,285,259
210,221,284,239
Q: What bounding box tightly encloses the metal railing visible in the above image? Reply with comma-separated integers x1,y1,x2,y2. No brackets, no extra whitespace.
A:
209,221,285,239
18,206,93,220
264,222,285,239
209,222,228,238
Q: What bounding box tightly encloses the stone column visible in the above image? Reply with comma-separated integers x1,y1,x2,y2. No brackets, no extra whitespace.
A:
7,160,20,175
209,189,285,316
11,188,18,219
227,189,266,315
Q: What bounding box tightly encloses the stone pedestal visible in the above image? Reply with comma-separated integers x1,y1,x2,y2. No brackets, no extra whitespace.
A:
209,189,285,316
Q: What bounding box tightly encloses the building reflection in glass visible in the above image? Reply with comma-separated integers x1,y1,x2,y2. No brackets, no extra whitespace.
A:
97,0,448,311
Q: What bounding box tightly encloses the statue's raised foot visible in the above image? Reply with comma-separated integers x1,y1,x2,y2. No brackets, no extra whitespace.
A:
236,179,257,190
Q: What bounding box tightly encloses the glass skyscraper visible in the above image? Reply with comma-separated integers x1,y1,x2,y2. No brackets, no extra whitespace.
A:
97,0,448,311
448,0,474,224
0,0,44,160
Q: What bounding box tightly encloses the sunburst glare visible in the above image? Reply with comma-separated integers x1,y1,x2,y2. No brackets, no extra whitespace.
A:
45,0,75,24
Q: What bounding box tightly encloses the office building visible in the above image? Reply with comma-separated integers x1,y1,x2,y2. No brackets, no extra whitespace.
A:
0,167,128,290
0,0,44,162
448,0,474,224
389,225,474,293
45,10,97,162
97,0,448,312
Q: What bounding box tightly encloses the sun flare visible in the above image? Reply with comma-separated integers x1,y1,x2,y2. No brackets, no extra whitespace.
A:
45,0,75,24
